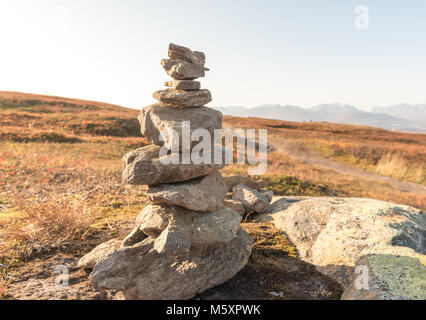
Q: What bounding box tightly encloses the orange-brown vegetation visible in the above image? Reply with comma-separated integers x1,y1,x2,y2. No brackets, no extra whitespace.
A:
0,91,424,271
223,116,425,209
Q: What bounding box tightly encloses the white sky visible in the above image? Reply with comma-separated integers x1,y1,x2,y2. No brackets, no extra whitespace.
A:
0,0,425,111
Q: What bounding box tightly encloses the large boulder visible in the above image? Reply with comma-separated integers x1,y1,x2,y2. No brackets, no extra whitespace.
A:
121,204,243,253
153,89,212,107
122,145,225,185
256,196,426,291
138,103,222,149
342,254,426,300
161,59,208,80
89,228,252,300
77,239,122,269
146,171,227,212
232,183,272,214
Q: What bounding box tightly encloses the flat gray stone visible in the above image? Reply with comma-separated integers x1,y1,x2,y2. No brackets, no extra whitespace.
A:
256,196,426,289
122,145,226,185
153,89,211,107
164,80,201,90
138,103,222,149
342,254,426,300
161,59,208,80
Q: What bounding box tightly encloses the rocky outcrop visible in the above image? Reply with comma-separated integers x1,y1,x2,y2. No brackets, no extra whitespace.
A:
165,80,200,90
77,239,122,269
153,88,212,107
79,43,252,300
161,59,208,80
256,196,426,298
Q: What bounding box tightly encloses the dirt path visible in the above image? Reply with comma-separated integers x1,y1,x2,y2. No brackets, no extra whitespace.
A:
268,136,426,195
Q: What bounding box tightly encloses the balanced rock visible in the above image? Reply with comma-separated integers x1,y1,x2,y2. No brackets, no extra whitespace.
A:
138,103,222,149
161,59,208,80
224,175,269,192
342,254,426,300
121,204,242,253
165,80,200,90
122,145,225,185
153,88,212,107
80,43,253,301
147,172,227,212
90,229,252,300
232,183,271,214
168,43,206,66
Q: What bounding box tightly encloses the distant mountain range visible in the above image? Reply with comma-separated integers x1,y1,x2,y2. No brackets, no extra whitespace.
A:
213,103,426,133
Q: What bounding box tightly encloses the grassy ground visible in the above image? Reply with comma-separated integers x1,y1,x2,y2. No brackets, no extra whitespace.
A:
223,116,426,209
0,91,425,298
224,116,426,185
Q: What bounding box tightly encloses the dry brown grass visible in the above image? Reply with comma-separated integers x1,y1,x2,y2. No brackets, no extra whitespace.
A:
375,153,425,183
0,139,149,263
0,91,149,263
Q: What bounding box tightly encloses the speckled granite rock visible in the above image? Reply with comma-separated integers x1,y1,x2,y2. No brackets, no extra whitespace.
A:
256,196,426,292
342,254,426,300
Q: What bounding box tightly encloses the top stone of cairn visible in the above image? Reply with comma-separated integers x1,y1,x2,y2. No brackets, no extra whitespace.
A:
161,43,209,81
168,43,206,67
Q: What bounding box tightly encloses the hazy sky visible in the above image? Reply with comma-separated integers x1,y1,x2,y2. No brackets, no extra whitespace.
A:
0,0,425,111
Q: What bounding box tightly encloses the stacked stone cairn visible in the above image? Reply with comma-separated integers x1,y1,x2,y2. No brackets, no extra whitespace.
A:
78,44,253,300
